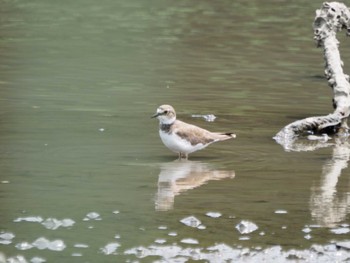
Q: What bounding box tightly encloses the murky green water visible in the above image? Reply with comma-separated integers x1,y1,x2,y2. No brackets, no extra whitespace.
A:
1,0,350,262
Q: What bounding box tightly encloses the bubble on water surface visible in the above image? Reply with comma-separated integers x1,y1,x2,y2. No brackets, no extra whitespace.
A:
239,236,250,241
158,225,167,230
83,212,101,221
15,242,34,250
309,224,321,228
29,238,48,250
32,237,66,251
180,238,199,245
235,220,258,234
112,210,120,214
100,242,120,255
123,243,350,262
7,255,27,263
74,243,89,248
274,210,288,214
71,253,83,257
30,256,46,263
60,218,75,226
191,114,217,122
207,243,240,254
168,232,177,236
302,227,312,233
208,244,242,261
0,239,12,245
330,227,350,234
0,232,15,244
180,216,201,228
14,216,43,223
154,238,166,244
41,218,75,230
48,240,66,251
205,212,222,218
124,245,183,259
304,234,312,240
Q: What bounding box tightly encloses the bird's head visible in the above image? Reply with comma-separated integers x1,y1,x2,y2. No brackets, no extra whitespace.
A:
152,105,176,124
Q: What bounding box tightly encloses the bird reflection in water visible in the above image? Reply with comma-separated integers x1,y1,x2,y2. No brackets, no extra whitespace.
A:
155,160,235,211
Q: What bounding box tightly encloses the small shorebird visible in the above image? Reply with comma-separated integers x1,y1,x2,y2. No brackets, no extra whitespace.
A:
152,105,236,159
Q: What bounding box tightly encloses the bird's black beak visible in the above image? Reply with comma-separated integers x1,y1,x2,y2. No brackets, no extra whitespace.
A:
151,112,160,118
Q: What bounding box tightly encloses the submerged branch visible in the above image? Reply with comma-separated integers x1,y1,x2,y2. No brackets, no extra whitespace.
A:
275,2,350,150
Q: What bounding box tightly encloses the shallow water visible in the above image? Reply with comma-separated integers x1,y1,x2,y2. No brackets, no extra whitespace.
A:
1,0,350,262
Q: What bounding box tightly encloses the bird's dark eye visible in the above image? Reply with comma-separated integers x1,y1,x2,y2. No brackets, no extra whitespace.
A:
163,110,168,114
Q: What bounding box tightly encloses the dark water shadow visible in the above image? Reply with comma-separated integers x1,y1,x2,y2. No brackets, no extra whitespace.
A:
154,160,235,211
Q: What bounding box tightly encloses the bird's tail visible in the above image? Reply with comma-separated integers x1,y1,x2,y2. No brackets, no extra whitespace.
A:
214,132,236,141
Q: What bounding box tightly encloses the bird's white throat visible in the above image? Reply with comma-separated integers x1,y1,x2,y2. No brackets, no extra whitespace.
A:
158,116,176,125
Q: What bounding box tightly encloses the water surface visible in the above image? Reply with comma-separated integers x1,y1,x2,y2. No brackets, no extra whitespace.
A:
1,0,350,262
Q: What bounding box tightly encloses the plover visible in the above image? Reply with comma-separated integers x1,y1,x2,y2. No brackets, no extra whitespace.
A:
152,105,236,159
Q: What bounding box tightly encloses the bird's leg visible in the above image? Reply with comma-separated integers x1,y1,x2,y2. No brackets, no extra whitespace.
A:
178,152,188,160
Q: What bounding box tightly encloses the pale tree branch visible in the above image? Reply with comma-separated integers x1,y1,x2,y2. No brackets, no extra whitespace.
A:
274,2,350,150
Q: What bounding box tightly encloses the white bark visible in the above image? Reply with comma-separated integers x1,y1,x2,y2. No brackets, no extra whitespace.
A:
274,2,350,149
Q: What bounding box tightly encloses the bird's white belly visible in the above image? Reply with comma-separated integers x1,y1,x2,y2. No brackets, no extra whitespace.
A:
159,131,206,154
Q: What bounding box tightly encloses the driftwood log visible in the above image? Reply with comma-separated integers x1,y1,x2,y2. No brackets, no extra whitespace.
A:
274,2,350,150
